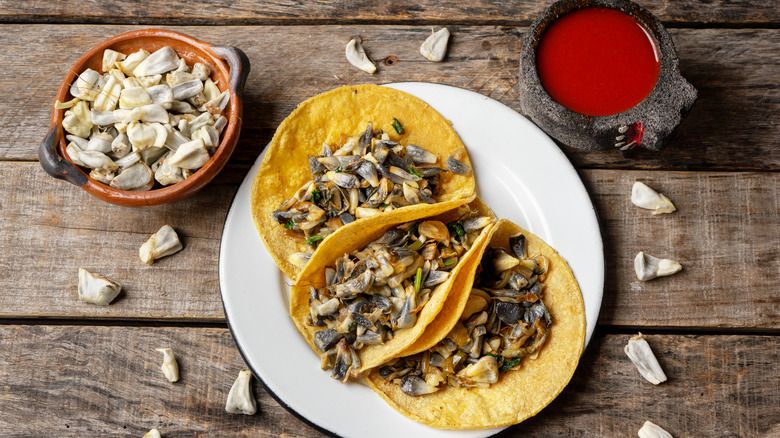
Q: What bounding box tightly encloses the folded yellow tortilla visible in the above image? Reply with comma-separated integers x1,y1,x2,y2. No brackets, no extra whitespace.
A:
364,219,586,429
290,199,495,373
251,84,476,280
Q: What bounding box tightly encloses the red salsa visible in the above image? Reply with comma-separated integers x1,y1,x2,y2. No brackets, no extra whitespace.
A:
536,7,660,116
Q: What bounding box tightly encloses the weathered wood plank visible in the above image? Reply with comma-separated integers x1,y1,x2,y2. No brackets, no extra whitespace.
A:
0,327,777,437
0,0,777,25
0,25,778,170
0,163,777,329
583,170,780,329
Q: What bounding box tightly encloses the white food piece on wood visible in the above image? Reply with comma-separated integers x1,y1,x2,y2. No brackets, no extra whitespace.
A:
168,138,210,169
141,429,161,438
62,100,93,138
634,251,682,281
70,68,104,102
625,333,668,385
154,348,180,383
631,182,676,214
225,370,257,415
345,38,376,74
77,268,121,306
420,27,450,62
110,161,153,191
139,224,183,265
133,46,180,77
638,421,673,438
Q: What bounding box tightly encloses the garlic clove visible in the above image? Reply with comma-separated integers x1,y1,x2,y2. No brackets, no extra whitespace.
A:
191,63,212,82
154,348,180,383
625,333,667,385
631,182,676,214
139,224,183,265
638,421,673,438
77,268,121,306
420,27,450,62
141,429,161,438
225,370,257,415
345,38,376,74
634,251,682,281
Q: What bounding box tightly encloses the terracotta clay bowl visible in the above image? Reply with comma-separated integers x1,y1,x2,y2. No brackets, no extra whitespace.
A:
519,0,697,151
40,29,250,207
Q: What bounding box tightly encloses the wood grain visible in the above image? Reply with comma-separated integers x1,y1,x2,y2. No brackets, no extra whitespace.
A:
0,163,777,329
0,0,777,25
0,326,777,437
0,25,778,170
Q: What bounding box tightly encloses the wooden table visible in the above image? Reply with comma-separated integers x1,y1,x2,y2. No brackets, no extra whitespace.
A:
0,1,777,436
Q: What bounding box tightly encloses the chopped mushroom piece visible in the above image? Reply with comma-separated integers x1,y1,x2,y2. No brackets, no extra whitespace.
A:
141,428,161,438
77,268,121,306
625,333,667,385
139,225,183,265
225,370,257,415
154,348,180,383
634,251,682,281
631,182,676,214
638,421,673,438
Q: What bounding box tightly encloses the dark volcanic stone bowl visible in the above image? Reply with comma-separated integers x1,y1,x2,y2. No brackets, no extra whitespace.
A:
519,0,697,151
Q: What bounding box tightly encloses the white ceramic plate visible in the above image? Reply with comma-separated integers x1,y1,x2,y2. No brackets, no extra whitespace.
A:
219,83,604,437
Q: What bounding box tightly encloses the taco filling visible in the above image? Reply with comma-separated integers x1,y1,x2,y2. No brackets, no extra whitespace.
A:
376,232,552,395
272,122,471,268
306,212,492,382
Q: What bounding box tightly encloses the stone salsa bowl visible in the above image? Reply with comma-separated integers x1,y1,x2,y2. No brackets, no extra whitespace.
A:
39,29,250,207
519,0,697,151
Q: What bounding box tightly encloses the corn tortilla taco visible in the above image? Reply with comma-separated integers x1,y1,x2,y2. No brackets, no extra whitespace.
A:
251,84,476,280
289,200,495,380
364,219,586,429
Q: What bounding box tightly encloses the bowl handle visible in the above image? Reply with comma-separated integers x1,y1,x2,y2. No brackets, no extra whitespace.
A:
210,45,250,96
39,124,87,186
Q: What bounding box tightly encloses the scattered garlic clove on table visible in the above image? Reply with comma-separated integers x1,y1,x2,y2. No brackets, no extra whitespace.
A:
638,420,673,438
634,251,682,281
139,225,183,265
345,37,376,74
625,333,667,385
77,268,121,306
420,27,450,62
141,428,161,438
631,181,676,214
154,348,180,383
225,370,257,415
